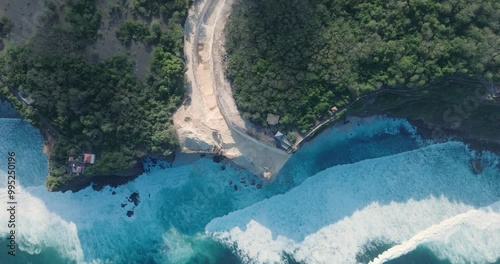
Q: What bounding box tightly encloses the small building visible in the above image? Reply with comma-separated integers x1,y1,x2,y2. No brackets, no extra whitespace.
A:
70,163,84,174
18,91,35,105
75,166,84,174
266,113,280,125
274,131,284,139
67,153,95,175
331,106,338,113
274,131,292,151
83,153,96,164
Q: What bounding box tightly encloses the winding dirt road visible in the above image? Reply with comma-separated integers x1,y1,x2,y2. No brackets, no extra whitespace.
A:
173,0,289,179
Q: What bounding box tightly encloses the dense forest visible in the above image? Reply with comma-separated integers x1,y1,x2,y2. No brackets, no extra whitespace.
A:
226,0,500,132
0,0,189,190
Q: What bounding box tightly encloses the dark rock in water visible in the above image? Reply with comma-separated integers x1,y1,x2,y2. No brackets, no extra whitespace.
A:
221,165,226,170
213,155,225,163
470,159,483,174
53,159,146,193
234,185,238,191
165,151,175,163
111,191,116,195
91,183,104,192
121,203,126,208
250,179,256,185
146,154,169,163
229,180,232,185
256,184,263,189
129,192,140,206
240,177,246,184
126,211,134,217
200,153,206,157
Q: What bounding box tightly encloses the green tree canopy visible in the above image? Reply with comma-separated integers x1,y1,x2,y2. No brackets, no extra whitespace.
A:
226,0,500,131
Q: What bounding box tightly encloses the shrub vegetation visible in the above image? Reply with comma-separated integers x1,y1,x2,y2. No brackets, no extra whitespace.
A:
226,0,500,132
0,0,189,190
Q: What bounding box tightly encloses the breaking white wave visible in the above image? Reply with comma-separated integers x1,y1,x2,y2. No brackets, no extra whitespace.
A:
1,117,499,263
372,201,500,264
0,157,261,263
206,142,500,264
0,186,85,262
0,119,258,263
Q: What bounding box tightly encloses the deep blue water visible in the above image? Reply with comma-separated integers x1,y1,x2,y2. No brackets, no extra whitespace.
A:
386,246,452,264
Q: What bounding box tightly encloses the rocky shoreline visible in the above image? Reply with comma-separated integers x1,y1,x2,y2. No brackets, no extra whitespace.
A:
407,119,500,154
3,89,499,193
50,150,233,193
48,112,500,193
51,159,146,193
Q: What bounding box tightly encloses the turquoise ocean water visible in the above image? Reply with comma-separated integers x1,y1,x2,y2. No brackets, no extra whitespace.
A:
0,117,499,263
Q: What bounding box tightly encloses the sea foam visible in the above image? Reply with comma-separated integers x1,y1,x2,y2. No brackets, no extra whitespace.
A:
0,118,263,263
372,201,500,264
206,142,500,263
1,117,498,263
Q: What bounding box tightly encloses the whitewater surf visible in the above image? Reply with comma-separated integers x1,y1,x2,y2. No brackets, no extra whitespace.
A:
1,117,499,263
206,142,500,264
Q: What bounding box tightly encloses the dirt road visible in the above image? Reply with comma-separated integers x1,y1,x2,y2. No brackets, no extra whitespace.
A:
173,0,289,179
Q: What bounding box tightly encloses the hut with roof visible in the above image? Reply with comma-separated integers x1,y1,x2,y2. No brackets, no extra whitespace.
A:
18,91,35,105
83,153,96,164
266,113,280,126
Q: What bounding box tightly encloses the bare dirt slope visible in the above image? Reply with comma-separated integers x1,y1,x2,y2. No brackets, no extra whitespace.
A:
91,0,152,79
0,0,46,44
174,0,289,179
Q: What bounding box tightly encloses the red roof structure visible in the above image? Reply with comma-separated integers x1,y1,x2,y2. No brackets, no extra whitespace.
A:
83,153,96,164
331,106,338,113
